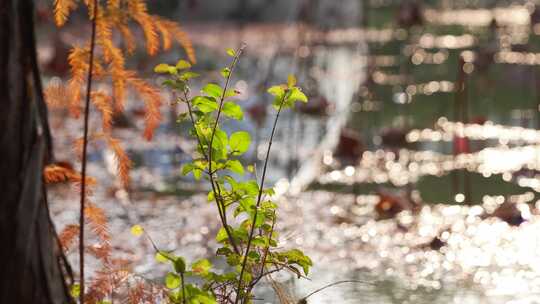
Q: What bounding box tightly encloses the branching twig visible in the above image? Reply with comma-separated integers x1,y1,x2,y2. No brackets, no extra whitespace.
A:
235,91,287,304
181,90,240,254
79,0,99,303
206,45,246,255
246,211,276,294
182,45,246,255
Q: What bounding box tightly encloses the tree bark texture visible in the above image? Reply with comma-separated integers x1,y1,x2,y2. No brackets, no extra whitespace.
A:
0,0,71,303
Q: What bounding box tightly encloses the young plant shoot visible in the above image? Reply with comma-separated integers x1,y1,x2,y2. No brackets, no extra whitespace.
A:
150,47,312,304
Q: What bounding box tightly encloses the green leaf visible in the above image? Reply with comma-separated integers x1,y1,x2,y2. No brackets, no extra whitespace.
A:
287,74,297,87
229,131,251,154
176,112,189,123
224,89,238,98
130,224,144,237
216,247,233,256
193,293,217,304
223,175,238,189
226,48,236,57
216,227,228,242
154,63,171,74
180,71,200,81
214,128,228,149
156,251,177,263
261,200,277,210
162,79,184,90
192,259,212,276
181,163,195,176
253,211,265,228
169,288,181,302
247,165,254,173
70,284,80,298
282,249,313,275
221,67,231,78
207,191,215,202
248,251,260,260
263,188,276,196
162,79,173,87
176,59,192,70
212,129,228,161
241,271,252,283
193,96,218,113
174,257,186,273
233,226,249,242
194,123,211,142
238,197,254,216
272,96,284,110
226,254,240,266
227,160,244,175
193,168,202,180
267,85,285,99
202,83,223,99
168,66,178,75
165,272,181,289
155,252,169,263
238,180,259,196
222,102,243,120
287,87,308,103
302,264,311,276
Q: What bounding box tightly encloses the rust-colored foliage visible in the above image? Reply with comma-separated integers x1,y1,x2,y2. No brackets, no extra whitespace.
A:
91,91,114,131
44,77,71,108
47,0,196,187
124,71,161,141
85,202,111,248
85,265,131,303
59,224,80,252
48,1,196,301
53,0,77,26
44,163,97,185
58,202,112,258
127,281,148,304
84,265,165,304
72,133,133,187
106,135,132,187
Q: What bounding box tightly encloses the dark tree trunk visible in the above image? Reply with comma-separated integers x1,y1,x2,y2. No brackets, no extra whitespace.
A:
0,0,71,303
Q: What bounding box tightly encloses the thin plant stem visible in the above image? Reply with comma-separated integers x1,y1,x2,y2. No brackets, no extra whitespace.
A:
140,230,186,304
181,272,187,304
79,0,99,302
300,280,373,302
208,46,245,161
245,211,276,295
181,91,241,254
194,44,245,254
235,92,287,304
